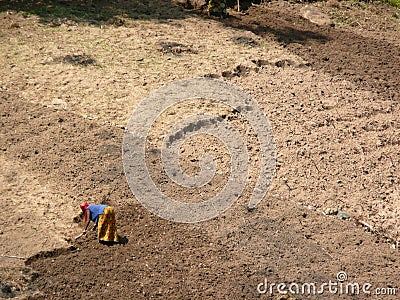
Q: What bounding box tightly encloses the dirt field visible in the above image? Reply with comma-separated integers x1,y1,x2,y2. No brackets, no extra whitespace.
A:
0,0,399,299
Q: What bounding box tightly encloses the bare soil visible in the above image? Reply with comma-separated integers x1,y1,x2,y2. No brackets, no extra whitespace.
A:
0,0,399,299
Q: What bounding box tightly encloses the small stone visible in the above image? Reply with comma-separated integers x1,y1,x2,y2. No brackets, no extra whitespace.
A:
247,206,256,212
337,210,350,220
51,98,68,110
327,0,341,8
1,283,14,298
324,208,338,215
300,5,333,26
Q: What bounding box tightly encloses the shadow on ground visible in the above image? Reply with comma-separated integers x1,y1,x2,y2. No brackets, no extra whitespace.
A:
0,0,187,24
219,2,399,99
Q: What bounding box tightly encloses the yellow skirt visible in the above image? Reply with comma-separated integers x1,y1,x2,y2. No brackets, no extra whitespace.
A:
97,206,119,243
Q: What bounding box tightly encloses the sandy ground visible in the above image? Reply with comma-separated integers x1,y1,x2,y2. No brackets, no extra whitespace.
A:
0,0,399,298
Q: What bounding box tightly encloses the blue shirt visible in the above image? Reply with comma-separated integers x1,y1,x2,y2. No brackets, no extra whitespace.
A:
88,204,107,224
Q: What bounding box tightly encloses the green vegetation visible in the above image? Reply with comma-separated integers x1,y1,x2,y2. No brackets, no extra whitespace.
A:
350,0,400,9
379,0,400,8
351,0,369,9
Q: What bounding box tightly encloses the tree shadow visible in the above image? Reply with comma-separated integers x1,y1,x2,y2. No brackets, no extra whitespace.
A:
0,0,188,25
217,2,398,99
202,0,329,47
249,23,328,45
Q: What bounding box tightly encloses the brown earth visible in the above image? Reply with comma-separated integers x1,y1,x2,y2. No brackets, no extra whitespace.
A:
0,0,399,299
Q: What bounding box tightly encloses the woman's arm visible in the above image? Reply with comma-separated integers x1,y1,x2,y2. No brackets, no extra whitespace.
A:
83,209,91,233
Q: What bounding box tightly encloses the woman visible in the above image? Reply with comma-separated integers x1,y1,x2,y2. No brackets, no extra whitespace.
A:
80,202,119,243
208,0,227,18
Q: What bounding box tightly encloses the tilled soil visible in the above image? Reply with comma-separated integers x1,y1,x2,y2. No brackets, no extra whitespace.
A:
225,0,400,100
0,0,399,299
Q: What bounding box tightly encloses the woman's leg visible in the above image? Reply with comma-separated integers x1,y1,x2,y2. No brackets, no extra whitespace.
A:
97,206,119,243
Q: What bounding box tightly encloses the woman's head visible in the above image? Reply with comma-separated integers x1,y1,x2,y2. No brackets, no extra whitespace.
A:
80,202,89,222
80,202,89,212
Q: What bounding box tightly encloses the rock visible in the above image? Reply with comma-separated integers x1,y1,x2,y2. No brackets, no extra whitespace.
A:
172,0,207,10
247,206,256,212
322,99,337,110
0,282,15,298
50,98,68,110
337,210,350,220
300,5,333,26
324,207,338,215
327,0,341,8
